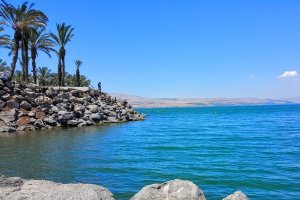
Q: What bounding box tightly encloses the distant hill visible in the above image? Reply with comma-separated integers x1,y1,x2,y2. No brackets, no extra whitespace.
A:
110,93,300,108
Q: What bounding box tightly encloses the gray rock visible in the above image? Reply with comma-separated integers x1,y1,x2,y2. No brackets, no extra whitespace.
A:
28,111,36,118
89,113,101,122
43,118,57,126
0,174,23,187
29,118,36,125
107,117,118,123
109,111,117,117
85,109,92,115
73,110,83,118
6,99,19,109
67,119,79,126
87,104,99,113
58,111,74,124
56,102,68,110
51,105,60,113
131,179,206,200
0,174,114,200
20,101,32,110
223,191,248,200
4,80,12,88
74,104,85,112
33,119,45,128
78,120,94,127
1,93,11,101
11,95,25,103
0,109,17,123
0,126,16,132
0,100,5,109
34,96,52,105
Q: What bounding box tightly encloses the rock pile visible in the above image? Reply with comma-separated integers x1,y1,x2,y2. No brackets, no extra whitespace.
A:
0,77,144,133
0,174,249,200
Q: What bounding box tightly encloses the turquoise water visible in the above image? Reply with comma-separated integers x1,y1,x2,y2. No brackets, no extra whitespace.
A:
0,105,300,199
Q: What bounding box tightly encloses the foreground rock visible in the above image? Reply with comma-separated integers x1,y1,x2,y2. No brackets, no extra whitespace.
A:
0,77,144,133
131,179,206,200
0,174,249,200
0,174,114,200
223,191,248,200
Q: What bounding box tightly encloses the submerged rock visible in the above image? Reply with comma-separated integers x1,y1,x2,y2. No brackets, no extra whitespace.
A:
223,191,248,200
131,179,206,200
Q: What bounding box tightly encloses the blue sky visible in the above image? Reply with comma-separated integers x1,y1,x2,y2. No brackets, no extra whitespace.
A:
1,0,300,98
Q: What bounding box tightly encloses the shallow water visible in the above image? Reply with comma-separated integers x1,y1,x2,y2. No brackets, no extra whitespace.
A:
0,105,300,199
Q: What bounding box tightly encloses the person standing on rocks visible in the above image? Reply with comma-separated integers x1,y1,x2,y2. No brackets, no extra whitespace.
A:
98,82,101,93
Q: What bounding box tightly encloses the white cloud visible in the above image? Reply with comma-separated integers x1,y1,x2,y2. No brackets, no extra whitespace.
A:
278,70,298,78
250,74,255,78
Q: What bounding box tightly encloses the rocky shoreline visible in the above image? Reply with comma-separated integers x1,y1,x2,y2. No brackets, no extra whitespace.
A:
0,174,248,200
0,77,144,133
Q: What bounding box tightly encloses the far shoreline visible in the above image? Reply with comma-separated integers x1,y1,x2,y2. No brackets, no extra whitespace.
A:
134,103,300,109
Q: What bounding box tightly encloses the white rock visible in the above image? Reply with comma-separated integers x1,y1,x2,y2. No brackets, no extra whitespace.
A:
131,179,206,200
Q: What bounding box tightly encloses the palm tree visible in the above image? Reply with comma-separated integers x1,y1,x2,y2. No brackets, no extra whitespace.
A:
0,26,9,47
0,0,48,81
75,60,82,87
28,28,55,84
50,23,74,86
37,66,50,86
0,58,8,72
13,70,22,83
48,72,58,86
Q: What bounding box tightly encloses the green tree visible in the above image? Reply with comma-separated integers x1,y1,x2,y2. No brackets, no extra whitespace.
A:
75,60,82,87
37,66,50,86
50,23,74,86
28,28,55,84
0,0,48,81
79,75,91,87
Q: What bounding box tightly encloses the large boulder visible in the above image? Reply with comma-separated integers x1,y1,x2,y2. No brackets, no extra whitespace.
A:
67,119,80,126
20,101,32,110
89,113,102,122
0,174,114,200
223,191,248,200
43,118,57,126
73,104,85,112
86,104,99,113
58,111,74,124
107,117,118,123
0,109,17,123
33,119,45,128
0,126,16,132
34,96,52,105
6,99,20,109
131,179,206,200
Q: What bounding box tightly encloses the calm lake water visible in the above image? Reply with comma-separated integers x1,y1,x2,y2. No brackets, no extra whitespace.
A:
0,105,300,199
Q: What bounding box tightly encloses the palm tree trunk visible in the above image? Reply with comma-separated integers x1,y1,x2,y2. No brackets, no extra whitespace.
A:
76,67,80,87
21,41,26,82
9,31,21,81
61,56,65,86
58,58,62,86
32,50,37,84
24,40,29,82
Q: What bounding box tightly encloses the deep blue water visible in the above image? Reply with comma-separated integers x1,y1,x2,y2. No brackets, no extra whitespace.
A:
0,105,300,199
